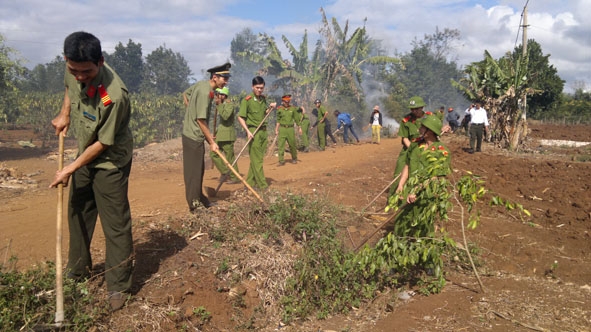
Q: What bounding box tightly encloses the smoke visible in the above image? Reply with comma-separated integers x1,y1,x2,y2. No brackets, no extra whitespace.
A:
361,73,399,138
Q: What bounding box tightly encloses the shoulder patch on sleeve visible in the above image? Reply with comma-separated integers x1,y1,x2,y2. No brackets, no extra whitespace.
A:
245,95,252,101
98,85,112,106
425,111,433,115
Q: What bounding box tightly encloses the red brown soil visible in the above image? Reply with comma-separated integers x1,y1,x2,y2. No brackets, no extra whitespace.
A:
1,122,590,331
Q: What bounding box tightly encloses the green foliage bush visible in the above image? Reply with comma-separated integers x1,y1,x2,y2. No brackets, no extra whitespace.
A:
0,260,98,331
10,92,186,148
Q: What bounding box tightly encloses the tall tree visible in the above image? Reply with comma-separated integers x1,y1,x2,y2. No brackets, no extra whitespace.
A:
0,34,24,123
105,39,144,93
142,45,192,95
412,27,461,62
452,50,537,149
19,56,64,93
510,40,563,119
229,28,268,93
382,28,465,119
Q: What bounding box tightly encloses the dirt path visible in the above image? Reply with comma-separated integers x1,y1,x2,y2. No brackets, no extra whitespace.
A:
1,123,591,331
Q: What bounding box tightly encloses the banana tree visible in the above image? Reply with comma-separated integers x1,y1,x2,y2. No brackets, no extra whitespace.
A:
318,7,401,104
452,50,538,150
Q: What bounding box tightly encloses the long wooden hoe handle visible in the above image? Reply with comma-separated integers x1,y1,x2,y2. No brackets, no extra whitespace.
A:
55,133,65,326
214,149,264,203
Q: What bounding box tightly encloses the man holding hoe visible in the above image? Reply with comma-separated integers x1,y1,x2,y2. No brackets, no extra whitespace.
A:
182,62,230,211
237,76,276,191
49,31,134,311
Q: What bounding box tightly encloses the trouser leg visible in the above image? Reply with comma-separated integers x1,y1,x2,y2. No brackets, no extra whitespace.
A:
93,161,133,292
350,126,359,141
475,126,483,151
343,127,349,143
318,123,326,149
247,129,268,189
67,166,99,279
469,126,477,150
286,129,298,160
182,135,206,210
277,130,286,162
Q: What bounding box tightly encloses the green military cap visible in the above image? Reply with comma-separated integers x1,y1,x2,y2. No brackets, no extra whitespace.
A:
216,87,229,95
207,62,231,77
407,96,426,109
422,114,442,135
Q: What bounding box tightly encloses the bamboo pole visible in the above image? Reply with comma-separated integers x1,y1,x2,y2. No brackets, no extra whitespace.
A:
55,133,64,326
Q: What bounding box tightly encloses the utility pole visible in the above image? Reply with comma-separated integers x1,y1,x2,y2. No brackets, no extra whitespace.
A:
521,4,528,120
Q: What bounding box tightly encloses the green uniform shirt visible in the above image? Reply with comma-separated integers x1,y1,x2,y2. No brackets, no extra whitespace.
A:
277,105,299,126
317,105,328,123
397,113,422,142
183,80,214,141
215,102,236,142
294,108,308,125
65,63,133,170
238,93,270,127
183,84,196,100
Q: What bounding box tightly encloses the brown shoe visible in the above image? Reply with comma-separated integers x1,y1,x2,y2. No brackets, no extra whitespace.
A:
109,291,129,312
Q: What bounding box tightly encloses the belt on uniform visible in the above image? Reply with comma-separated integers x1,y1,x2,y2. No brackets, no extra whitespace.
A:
248,125,266,130
280,124,293,128
471,123,484,126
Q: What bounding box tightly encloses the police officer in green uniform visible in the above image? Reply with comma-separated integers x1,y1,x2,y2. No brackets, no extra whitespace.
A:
275,94,300,165
50,32,134,311
313,99,328,150
392,114,451,237
182,62,230,211
295,106,310,152
210,87,240,184
389,96,431,196
237,76,277,190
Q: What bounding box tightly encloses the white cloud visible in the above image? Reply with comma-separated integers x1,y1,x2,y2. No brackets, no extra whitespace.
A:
0,0,588,92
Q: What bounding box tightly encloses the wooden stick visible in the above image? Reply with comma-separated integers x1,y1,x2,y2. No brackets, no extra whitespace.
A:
214,150,263,203
214,107,273,195
354,204,406,252
361,174,401,212
266,133,278,157
55,133,64,326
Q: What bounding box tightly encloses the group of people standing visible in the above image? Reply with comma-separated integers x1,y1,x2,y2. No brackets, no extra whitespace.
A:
48,31,486,314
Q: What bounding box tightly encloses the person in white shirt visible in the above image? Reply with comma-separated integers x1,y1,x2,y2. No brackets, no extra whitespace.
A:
468,102,489,153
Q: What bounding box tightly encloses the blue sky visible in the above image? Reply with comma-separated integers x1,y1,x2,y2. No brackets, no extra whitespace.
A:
0,0,589,93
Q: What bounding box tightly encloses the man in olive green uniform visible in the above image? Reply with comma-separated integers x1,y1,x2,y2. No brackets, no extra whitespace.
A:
389,96,431,196
50,32,134,311
237,76,276,190
313,99,328,150
182,62,230,211
295,106,310,152
210,87,240,183
275,94,300,165
182,84,196,107
392,114,451,237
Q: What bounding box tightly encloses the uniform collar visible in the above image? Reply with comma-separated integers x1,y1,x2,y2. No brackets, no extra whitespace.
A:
82,66,106,98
